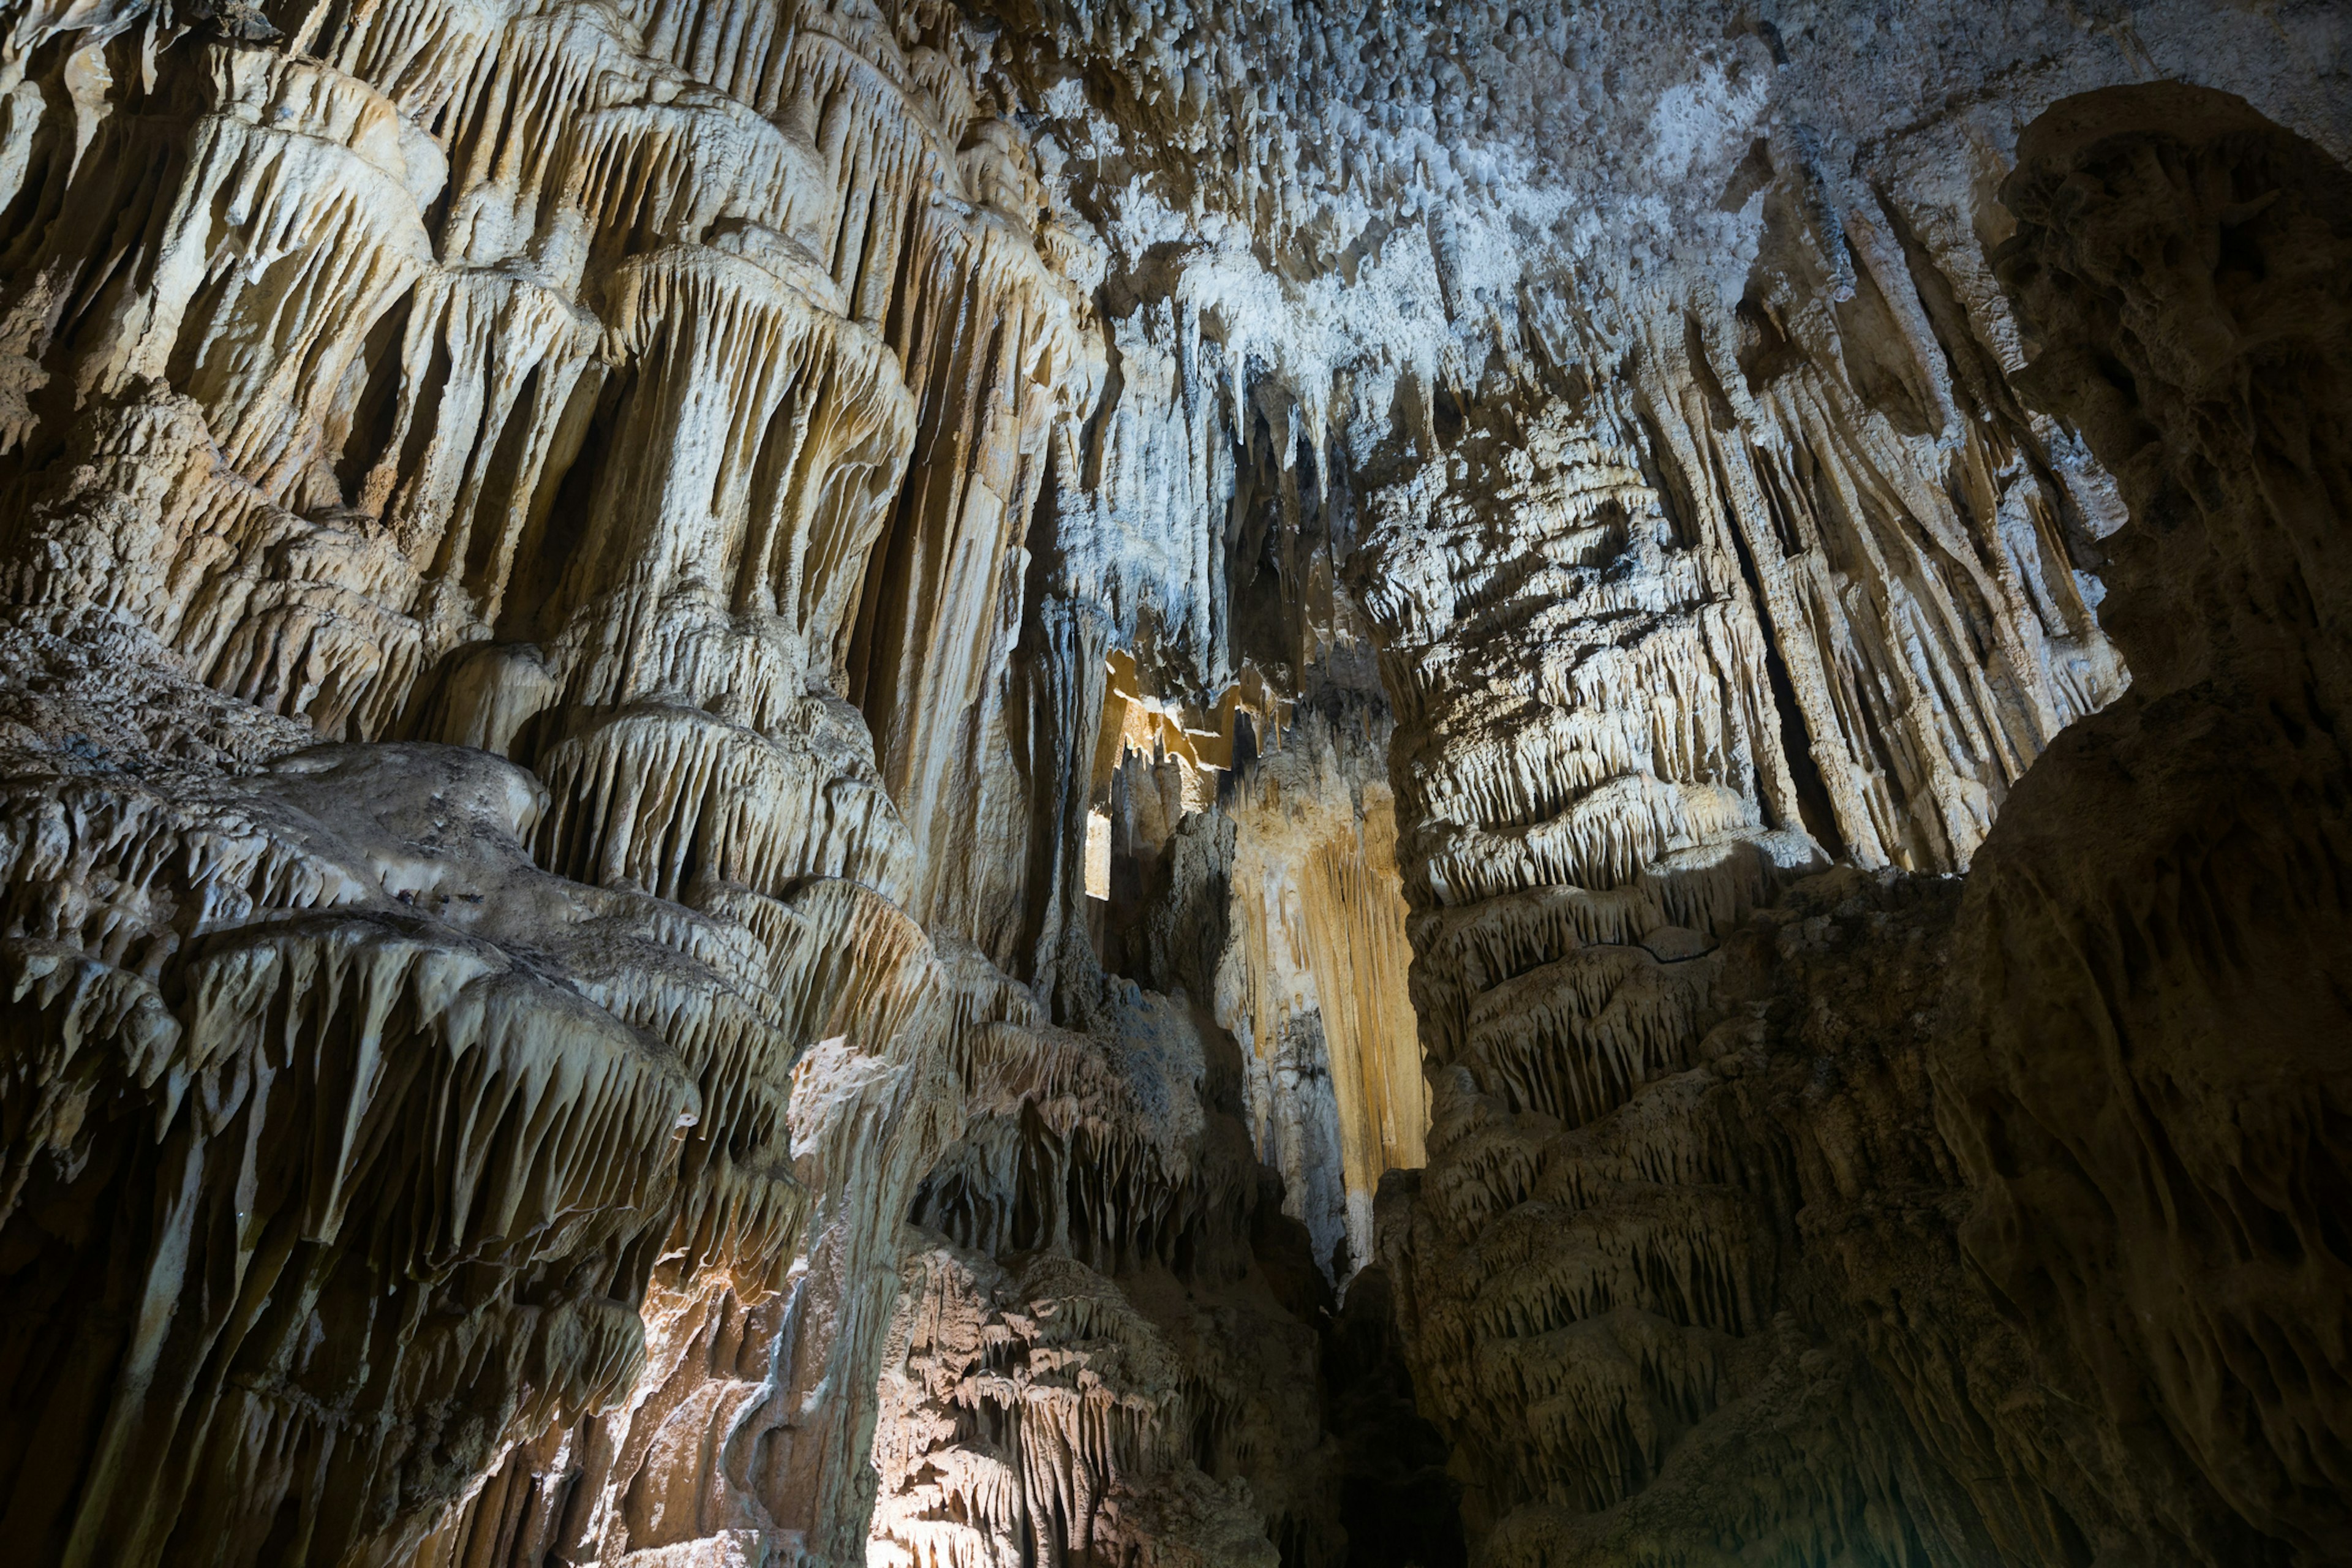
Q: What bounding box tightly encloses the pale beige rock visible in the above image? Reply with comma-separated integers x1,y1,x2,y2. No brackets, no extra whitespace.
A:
1216,710,1425,1282
0,2,2345,1567
0,0,1095,1561
882,970,1341,1567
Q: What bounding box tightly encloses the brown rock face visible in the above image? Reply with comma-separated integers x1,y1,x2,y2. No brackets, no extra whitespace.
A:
1937,83,2352,1563
0,1,2345,1566
1371,78,2352,1568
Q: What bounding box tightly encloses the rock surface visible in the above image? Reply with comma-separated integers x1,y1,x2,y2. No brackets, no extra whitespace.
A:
0,0,2344,1565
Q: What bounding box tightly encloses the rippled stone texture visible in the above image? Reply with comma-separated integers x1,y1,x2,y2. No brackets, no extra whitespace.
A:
1371,79,2352,1568
0,0,2345,1566
0,0,1084,1559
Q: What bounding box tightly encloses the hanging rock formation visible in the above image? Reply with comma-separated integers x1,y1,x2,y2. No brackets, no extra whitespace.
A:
873,956,1342,1567
1936,82,2352,1564
1365,62,2352,1568
0,0,2348,1566
1215,703,1424,1286
0,0,1082,1559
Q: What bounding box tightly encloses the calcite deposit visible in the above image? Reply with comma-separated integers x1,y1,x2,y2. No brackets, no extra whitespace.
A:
0,0,2345,1564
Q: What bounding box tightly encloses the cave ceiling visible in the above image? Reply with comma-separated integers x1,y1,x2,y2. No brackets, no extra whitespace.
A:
0,0,2344,1564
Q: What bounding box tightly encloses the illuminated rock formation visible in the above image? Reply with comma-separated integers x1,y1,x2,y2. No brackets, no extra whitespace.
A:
0,0,2346,1565
0,0,1082,1559
1216,706,1424,1284
874,967,1340,1567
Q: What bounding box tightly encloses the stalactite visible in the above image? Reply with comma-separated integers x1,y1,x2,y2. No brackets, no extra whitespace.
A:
1,2,2345,1567
0,0,1104,1559
881,966,1341,1567
1215,706,1425,1282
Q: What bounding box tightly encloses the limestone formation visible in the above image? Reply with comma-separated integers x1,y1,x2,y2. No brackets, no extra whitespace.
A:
876,965,1341,1567
1216,706,1423,1284
0,0,2346,1566
1938,83,2352,1564
0,0,1080,1558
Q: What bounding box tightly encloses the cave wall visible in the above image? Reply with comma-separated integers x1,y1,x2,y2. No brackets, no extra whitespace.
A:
0,0,1087,1559
1937,83,2352,1564
0,0,2345,1565
1360,65,2352,1568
